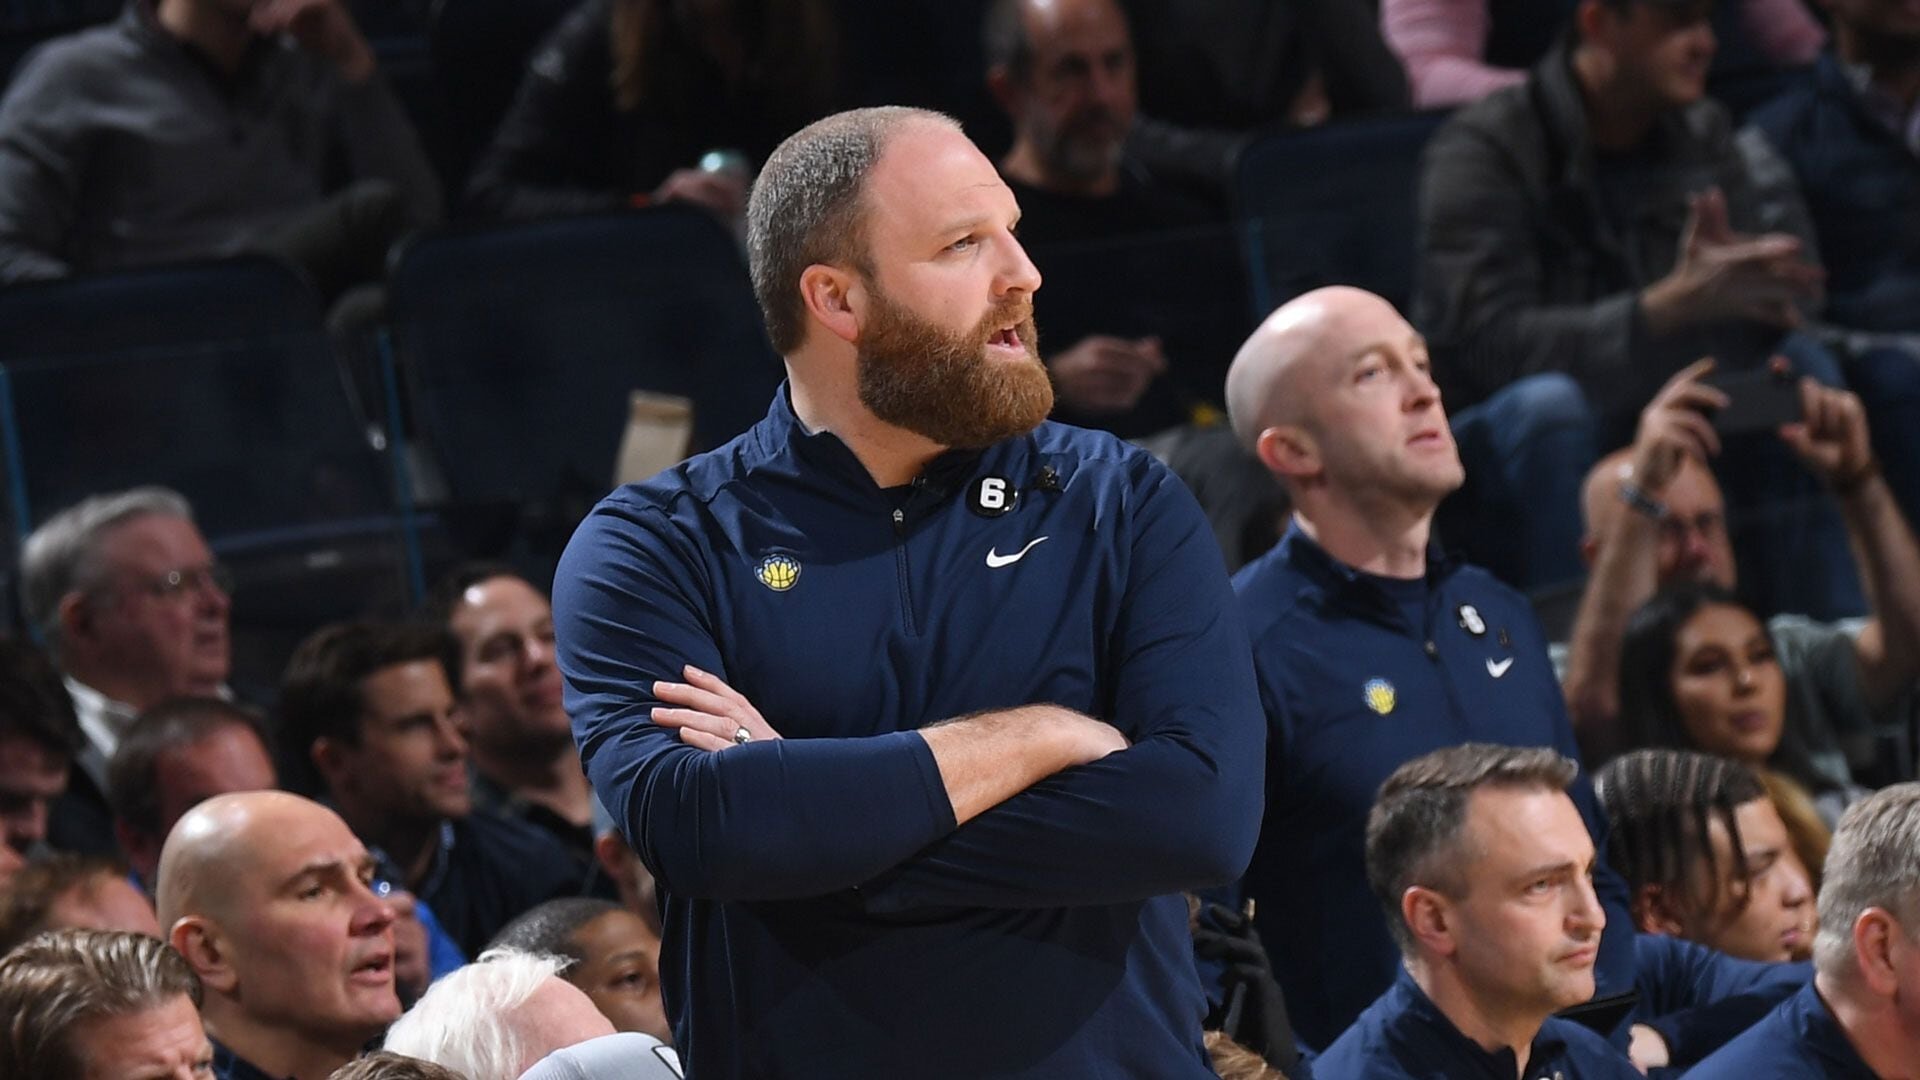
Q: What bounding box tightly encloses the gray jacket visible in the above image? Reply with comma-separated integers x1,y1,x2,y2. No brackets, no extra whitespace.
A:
1413,37,1812,421
0,1,441,282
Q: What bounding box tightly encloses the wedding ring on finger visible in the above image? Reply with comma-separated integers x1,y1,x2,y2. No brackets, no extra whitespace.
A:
733,726,753,745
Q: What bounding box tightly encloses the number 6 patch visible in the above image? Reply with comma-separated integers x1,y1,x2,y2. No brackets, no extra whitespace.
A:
969,475,1017,518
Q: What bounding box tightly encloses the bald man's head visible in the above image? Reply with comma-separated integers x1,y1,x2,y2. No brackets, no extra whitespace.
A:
1225,286,1461,510
156,791,399,1055
1578,449,1734,588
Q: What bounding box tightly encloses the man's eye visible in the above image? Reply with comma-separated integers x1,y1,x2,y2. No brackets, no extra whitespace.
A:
948,236,976,253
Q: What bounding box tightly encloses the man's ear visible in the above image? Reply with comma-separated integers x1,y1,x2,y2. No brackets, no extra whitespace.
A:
798,264,862,346
57,591,94,648
311,736,353,793
1632,883,1689,937
986,64,1020,115
171,916,237,994
1854,907,1903,998
1255,425,1319,482
1575,0,1614,45
1403,885,1457,958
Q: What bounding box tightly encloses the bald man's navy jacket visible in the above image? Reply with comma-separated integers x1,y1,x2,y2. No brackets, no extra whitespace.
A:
1233,525,1637,1049
553,388,1265,1078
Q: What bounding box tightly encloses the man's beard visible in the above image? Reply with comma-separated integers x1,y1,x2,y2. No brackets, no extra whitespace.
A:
855,283,1054,449
1031,106,1128,187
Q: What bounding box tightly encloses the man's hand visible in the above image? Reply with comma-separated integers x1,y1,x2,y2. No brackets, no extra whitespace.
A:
1048,335,1166,415
1779,373,1875,486
1641,188,1823,335
652,665,783,751
1628,358,1727,494
649,168,748,221
251,0,375,81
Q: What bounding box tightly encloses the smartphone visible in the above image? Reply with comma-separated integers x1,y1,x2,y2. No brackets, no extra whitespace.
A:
1702,366,1802,436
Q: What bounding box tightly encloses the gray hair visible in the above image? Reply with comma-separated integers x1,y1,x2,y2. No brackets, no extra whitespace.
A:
0,928,203,1077
1367,743,1580,953
1815,783,1920,976
746,106,960,355
383,948,573,1080
20,486,193,646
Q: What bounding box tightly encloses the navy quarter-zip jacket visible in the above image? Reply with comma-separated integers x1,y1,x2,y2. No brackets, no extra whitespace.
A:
554,387,1265,1078
1233,525,1637,1049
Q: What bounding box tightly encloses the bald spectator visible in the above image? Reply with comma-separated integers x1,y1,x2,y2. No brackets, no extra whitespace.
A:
157,791,401,1080
108,697,276,890
0,928,212,1080
0,854,160,955
489,898,669,1043
983,0,1239,438
1559,361,1920,777
279,621,589,956
1690,782,1920,1076
21,488,231,856
426,565,596,864
0,637,81,869
382,948,617,1080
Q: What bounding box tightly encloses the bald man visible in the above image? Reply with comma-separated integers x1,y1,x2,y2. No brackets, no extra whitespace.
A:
1558,360,1920,777
1225,286,1637,1048
157,791,400,1080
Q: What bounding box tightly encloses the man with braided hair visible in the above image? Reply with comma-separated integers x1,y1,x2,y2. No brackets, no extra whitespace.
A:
1598,749,1817,964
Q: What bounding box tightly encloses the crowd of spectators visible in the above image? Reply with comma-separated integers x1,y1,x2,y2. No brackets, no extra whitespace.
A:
6,0,1920,1076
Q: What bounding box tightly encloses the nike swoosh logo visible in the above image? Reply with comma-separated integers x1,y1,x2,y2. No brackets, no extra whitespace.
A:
1486,657,1514,678
985,536,1049,568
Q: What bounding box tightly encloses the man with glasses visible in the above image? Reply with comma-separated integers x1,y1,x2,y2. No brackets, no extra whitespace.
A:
20,486,233,855
1559,362,1920,782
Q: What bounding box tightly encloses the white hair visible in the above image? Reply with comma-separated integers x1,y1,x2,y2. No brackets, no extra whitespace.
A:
1815,783,1920,977
382,948,573,1080
19,486,193,647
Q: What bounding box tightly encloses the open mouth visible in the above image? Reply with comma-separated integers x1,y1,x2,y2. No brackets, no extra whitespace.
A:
988,326,1023,352
350,953,394,984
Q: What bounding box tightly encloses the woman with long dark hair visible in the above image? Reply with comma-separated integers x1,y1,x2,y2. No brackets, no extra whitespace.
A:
1618,582,1865,827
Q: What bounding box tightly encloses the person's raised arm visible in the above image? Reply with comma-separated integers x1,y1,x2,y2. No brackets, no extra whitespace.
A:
1563,360,1725,757
1778,380,1920,710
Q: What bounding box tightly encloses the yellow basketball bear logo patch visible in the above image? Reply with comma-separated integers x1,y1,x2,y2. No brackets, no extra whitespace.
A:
1364,678,1396,716
755,554,801,592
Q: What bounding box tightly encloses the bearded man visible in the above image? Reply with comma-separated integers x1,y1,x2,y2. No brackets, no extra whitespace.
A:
551,106,1264,1079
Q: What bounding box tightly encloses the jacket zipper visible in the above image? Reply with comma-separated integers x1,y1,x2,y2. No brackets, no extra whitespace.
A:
892,507,920,635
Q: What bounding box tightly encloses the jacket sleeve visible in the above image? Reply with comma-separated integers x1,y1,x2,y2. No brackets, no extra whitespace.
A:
330,71,444,228
0,44,82,282
1635,934,1809,1067
553,498,959,903
855,459,1267,912
1380,0,1525,109
1416,117,1644,404
464,0,630,220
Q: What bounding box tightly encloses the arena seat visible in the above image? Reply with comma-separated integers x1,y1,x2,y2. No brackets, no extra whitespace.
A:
1233,109,1451,319
0,255,419,692
382,204,783,581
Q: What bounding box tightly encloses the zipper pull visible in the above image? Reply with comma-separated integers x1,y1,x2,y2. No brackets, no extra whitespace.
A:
892,508,905,535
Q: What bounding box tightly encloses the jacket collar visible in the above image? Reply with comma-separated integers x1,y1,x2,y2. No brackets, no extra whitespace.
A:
1278,520,1460,614
1378,970,1575,1078
1789,982,1881,1077
751,381,1003,503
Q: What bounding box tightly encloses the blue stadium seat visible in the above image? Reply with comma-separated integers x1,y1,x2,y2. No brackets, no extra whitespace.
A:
382,204,783,579
0,256,419,692
1233,110,1451,319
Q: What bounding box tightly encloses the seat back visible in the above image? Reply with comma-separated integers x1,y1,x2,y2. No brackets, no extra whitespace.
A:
384,205,782,567
1233,110,1451,317
0,256,415,687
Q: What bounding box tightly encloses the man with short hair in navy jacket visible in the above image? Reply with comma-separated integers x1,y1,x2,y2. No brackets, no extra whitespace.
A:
1224,285,1640,1049
552,105,1264,1078
1690,783,1920,1078
1316,743,1639,1078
